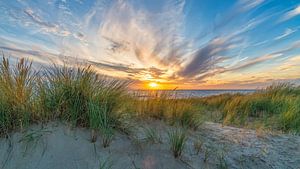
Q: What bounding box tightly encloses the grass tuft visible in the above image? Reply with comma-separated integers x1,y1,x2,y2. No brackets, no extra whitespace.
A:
99,157,113,169
0,57,35,135
143,127,162,144
168,128,187,158
0,57,130,145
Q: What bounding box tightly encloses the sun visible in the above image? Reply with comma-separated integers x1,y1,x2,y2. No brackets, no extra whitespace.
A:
148,82,159,89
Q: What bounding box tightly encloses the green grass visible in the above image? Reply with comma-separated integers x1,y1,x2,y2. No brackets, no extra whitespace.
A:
168,128,187,158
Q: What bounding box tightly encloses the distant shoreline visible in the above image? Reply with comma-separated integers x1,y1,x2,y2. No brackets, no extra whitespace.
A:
129,89,257,98
130,89,257,91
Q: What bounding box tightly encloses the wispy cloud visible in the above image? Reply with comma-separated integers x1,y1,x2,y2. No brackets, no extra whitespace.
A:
23,8,71,37
238,0,265,11
274,28,297,40
177,37,234,78
191,40,300,82
278,55,300,71
279,5,300,22
98,0,187,68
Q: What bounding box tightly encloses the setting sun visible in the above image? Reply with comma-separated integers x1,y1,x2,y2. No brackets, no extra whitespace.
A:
148,82,159,89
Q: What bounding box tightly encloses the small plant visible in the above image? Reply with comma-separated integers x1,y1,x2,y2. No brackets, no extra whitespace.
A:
193,138,203,155
179,110,200,129
130,134,144,151
97,102,115,148
101,127,114,148
90,129,97,143
217,150,228,169
99,157,113,169
143,127,162,144
203,146,210,163
19,128,51,156
168,128,187,158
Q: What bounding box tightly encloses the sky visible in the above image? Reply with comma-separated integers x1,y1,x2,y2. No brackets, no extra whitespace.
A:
0,0,300,89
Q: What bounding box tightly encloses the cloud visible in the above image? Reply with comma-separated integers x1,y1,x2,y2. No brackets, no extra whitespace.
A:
238,0,265,11
212,0,266,32
280,5,300,22
0,43,168,81
89,61,167,80
274,28,297,40
177,37,234,78
103,36,130,53
65,57,168,80
191,40,300,81
278,55,300,71
98,0,187,67
0,45,61,68
0,45,47,57
226,40,300,71
229,53,282,71
23,8,86,43
252,40,269,47
23,8,71,37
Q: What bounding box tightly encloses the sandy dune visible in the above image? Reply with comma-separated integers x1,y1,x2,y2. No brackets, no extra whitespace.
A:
1,121,299,169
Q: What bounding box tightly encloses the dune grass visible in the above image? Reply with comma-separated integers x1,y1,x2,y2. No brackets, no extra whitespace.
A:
0,57,130,144
0,56,300,140
40,64,130,147
0,57,36,135
143,127,162,144
199,83,300,133
168,128,187,158
130,91,202,129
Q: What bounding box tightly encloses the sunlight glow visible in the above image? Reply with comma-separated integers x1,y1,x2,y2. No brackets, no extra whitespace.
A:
148,82,159,89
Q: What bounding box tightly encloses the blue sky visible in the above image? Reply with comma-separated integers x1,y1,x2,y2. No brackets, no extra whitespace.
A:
0,0,300,89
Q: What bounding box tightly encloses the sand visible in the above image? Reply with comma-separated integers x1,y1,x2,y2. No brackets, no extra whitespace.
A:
0,121,299,169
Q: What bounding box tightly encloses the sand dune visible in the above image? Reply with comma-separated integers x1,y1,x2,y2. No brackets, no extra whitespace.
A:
1,121,299,169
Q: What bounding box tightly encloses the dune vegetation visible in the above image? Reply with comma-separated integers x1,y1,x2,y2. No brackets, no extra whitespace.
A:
0,57,129,145
0,57,299,152
197,84,300,133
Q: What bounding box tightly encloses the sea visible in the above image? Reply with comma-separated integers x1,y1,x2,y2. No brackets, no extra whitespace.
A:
131,89,256,99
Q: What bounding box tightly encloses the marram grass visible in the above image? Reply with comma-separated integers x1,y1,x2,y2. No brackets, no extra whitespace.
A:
0,57,35,135
168,128,187,158
199,83,300,133
1,56,300,140
0,57,130,143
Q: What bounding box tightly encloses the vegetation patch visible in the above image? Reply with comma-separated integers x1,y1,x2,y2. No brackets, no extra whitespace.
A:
168,128,187,158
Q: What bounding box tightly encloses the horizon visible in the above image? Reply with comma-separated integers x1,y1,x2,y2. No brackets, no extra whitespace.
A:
0,0,300,90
